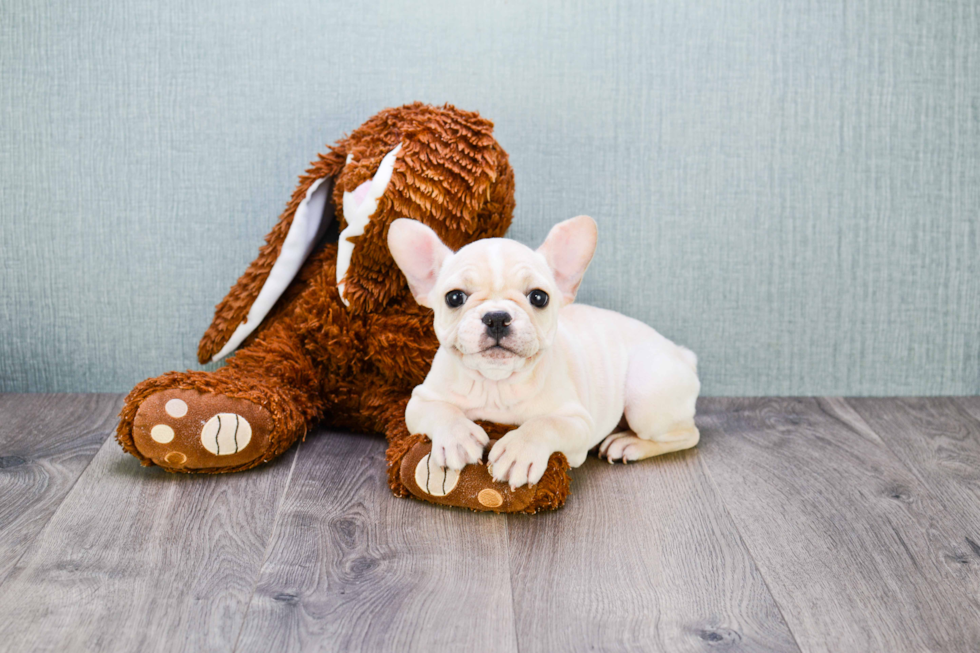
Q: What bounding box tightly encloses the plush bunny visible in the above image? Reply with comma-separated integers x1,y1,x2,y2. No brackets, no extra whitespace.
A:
116,103,571,513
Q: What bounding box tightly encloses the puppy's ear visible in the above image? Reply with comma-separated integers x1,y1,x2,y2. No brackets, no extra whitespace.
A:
537,215,597,305
387,219,453,307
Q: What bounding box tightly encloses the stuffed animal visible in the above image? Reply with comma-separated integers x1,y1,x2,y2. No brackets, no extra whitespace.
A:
116,103,571,513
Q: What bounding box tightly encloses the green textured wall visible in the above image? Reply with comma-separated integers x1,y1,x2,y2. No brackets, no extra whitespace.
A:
1,0,978,395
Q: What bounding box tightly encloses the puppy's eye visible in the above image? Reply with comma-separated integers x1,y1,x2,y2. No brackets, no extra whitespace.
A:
527,289,549,308
445,290,468,308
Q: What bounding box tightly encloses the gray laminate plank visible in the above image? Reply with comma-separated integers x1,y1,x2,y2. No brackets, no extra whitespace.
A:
952,397,980,428
0,393,116,586
0,425,299,653
234,429,517,653
846,397,980,578
697,397,980,653
506,450,801,653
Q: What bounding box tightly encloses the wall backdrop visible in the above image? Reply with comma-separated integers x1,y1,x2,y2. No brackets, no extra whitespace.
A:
2,0,978,395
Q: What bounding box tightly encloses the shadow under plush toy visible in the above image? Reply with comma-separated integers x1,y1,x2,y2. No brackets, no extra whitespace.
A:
117,103,570,513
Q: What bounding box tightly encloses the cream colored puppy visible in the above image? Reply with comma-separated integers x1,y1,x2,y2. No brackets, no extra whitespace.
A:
387,216,700,489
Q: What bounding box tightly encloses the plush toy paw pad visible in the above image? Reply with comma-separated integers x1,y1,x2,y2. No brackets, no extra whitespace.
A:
401,438,540,512
150,424,175,443
415,454,460,496
165,451,187,465
477,488,503,508
132,389,274,470
200,413,253,455
165,398,188,417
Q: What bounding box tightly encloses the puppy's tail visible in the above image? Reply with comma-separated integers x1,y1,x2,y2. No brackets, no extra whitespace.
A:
677,346,698,372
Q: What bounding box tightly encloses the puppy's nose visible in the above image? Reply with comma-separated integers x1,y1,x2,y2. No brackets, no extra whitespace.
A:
482,311,512,341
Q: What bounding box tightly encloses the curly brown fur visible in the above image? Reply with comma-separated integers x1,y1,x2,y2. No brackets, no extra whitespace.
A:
117,103,569,513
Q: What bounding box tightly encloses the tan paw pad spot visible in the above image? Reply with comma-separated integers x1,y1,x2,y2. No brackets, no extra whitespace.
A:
415,454,459,497
150,424,175,444
200,413,252,455
165,452,187,465
478,489,503,508
165,398,188,418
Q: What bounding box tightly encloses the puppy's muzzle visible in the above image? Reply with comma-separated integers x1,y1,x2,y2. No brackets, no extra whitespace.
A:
482,311,512,342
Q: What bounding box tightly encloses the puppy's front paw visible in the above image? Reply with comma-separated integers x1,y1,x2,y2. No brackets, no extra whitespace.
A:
488,428,553,489
428,418,489,471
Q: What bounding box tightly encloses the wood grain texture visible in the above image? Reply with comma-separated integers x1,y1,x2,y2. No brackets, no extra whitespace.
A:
235,429,517,653
6,395,980,652
697,397,980,653
953,397,980,427
0,423,299,653
506,451,800,653
0,393,115,586
845,398,980,586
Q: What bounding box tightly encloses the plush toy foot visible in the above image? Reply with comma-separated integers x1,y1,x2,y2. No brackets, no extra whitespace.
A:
131,389,276,472
399,438,570,514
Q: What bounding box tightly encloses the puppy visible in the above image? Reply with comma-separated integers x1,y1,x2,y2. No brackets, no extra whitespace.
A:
387,216,700,489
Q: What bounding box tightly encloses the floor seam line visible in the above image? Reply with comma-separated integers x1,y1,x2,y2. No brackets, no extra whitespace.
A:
503,514,522,653
0,396,119,592
696,404,807,653
230,439,303,653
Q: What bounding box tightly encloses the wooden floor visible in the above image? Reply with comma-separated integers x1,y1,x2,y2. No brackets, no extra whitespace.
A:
1,396,980,652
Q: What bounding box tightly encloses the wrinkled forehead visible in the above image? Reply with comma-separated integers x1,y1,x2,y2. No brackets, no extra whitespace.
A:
441,239,553,290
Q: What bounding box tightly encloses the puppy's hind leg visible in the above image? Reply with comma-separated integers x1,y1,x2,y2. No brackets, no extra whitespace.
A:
600,426,699,463
600,344,700,463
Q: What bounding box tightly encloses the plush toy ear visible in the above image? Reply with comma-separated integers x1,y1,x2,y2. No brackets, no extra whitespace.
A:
536,215,597,305
387,219,453,307
209,177,336,362
199,147,347,364
200,142,405,363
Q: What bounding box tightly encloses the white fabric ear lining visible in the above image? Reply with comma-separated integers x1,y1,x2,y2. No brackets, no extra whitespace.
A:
336,143,402,305
211,177,333,362
211,142,401,361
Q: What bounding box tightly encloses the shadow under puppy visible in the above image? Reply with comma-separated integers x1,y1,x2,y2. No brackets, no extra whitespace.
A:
388,215,702,490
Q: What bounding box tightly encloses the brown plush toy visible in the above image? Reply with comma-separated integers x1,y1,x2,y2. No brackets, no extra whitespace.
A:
116,103,571,513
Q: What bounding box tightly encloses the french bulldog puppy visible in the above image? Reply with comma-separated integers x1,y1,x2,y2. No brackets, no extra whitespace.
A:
387,216,700,489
